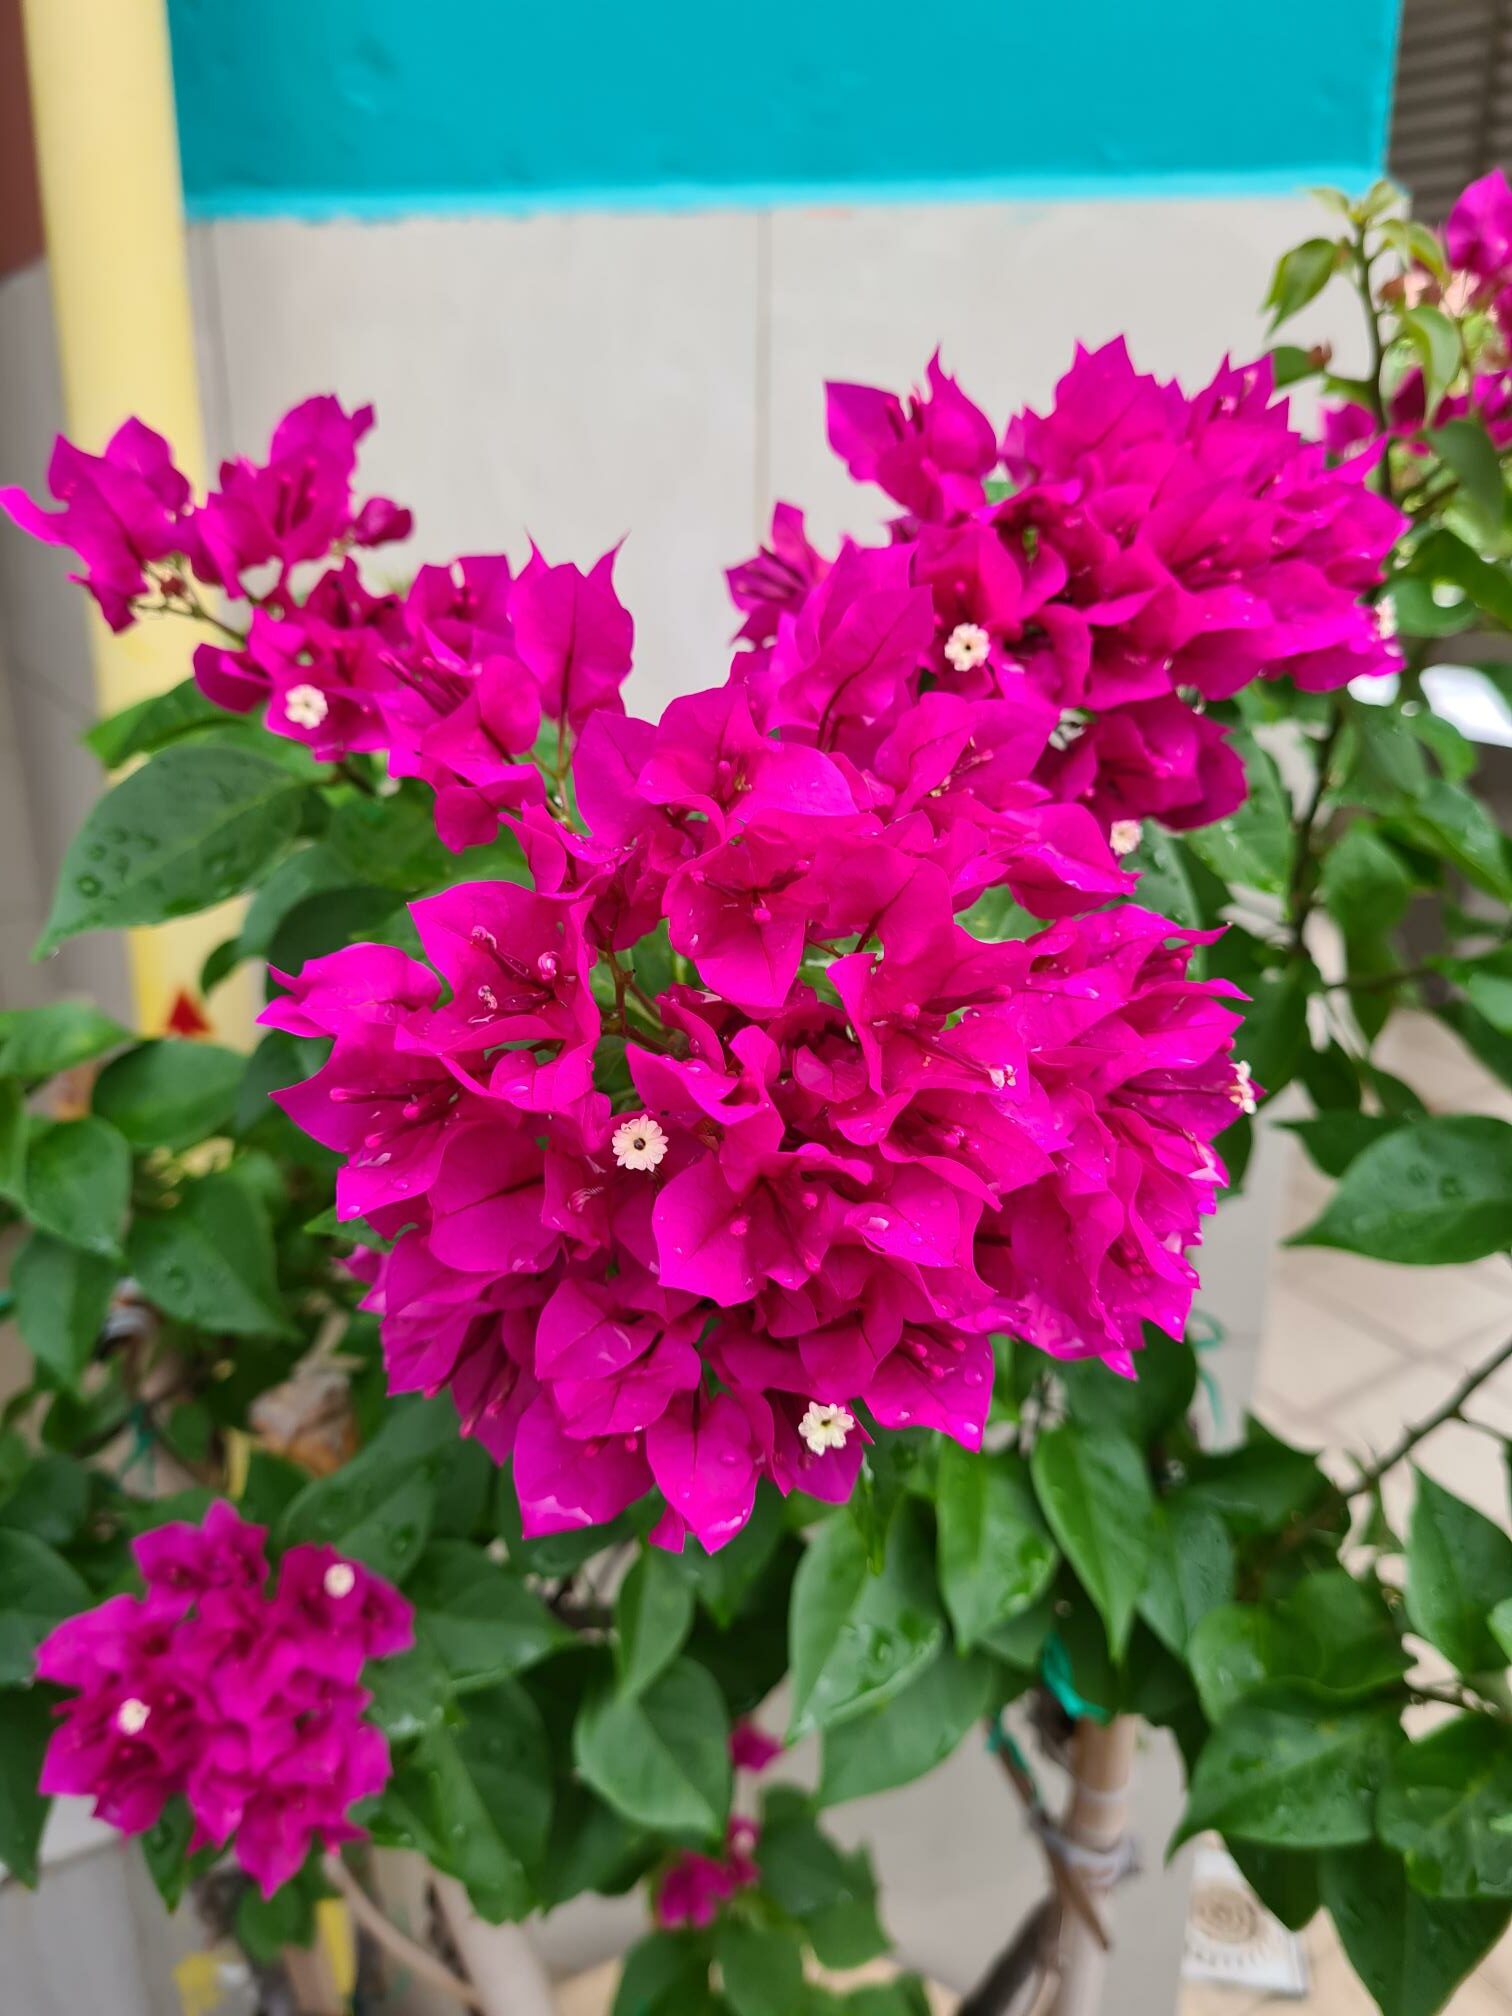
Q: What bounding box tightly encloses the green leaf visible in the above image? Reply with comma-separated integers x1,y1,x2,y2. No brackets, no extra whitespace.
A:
0,1454,91,1548
405,1541,572,1689
1226,1839,1320,1932
818,1648,993,1805
0,1529,89,1684
1030,1424,1154,1659
715,1920,806,2016
235,1865,324,1961
756,1798,888,1966
1283,1113,1405,1180
787,1501,944,1740
0,1685,53,1883
1405,527,1512,632
139,1796,209,1911
1291,1116,1512,1265
1125,825,1204,929
1399,304,1463,414
127,1172,291,1338
279,1398,453,1581
1492,1596,1512,1663
11,1233,116,1388
1265,238,1342,330
574,1657,731,1841
1185,732,1293,894
1173,1692,1400,1849
0,1001,128,1081
37,744,305,953
1405,1470,1512,1676
1187,1571,1408,1724
674,1487,786,1630
1429,417,1506,531
1323,1842,1510,2016
389,1682,552,1921
92,1040,244,1151
1269,343,1323,389
613,1931,710,2016
84,679,229,767
935,1443,1057,1651
1378,1716,1512,1899
1184,1421,1332,1535
1136,1498,1236,1657
1320,824,1415,937
615,1546,696,1696
363,1641,451,1743
1393,778,1512,903
1439,999,1512,1093
22,1117,129,1258
1060,1331,1198,1444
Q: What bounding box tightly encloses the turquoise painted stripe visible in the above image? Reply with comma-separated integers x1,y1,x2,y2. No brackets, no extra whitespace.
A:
167,0,1403,219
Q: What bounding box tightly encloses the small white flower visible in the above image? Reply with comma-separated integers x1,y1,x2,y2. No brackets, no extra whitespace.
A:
116,1697,151,1736
284,683,329,729
1230,1059,1258,1115
944,622,991,673
612,1113,668,1173
799,1401,855,1455
1109,819,1143,857
477,984,499,1012
323,1562,357,1599
1375,592,1397,640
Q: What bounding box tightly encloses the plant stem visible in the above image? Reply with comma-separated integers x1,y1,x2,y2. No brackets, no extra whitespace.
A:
1349,1329,1512,1498
336,758,379,799
1286,705,1345,955
320,1855,483,2010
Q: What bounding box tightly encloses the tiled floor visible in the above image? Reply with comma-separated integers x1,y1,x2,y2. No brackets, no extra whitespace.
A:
1182,1012,1512,2016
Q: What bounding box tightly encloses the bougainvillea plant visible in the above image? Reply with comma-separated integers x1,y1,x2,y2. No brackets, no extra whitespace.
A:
0,170,1510,2016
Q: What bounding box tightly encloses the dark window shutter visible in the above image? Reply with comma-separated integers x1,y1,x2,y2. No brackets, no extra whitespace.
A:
1390,0,1512,221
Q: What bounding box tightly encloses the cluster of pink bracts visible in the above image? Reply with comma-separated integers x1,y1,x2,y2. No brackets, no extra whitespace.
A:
34,1504,411,1895
2,333,1405,1556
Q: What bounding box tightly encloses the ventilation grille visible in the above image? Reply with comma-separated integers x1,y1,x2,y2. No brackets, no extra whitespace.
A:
1390,0,1512,222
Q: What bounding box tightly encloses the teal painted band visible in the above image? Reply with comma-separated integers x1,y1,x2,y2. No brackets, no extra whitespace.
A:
167,0,1402,218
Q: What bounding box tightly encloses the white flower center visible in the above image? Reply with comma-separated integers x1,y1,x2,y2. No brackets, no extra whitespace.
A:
1230,1059,1258,1115
798,1401,855,1455
285,683,329,729
1109,819,1143,857
324,1562,357,1599
944,622,991,673
611,1113,668,1172
116,1697,151,1736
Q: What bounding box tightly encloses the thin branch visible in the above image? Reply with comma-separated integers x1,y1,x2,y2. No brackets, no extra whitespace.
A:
1286,706,1345,956
320,1854,483,2011
1350,1329,1512,1498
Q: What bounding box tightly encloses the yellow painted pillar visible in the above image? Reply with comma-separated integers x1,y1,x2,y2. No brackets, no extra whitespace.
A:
18,0,254,1039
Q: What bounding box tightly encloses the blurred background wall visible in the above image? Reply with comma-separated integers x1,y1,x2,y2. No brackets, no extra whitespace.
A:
0,0,1409,1022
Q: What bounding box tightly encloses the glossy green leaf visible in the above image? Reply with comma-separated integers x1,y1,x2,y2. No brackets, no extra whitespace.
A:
612,1931,710,2016
1225,1839,1320,1932
1186,731,1293,894
1319,823,1415,937
92,1040,245,1151
935,1443,1057,1650
406,1541,572,1690
1405,1470,1512,1676
37,744,305,953
127,1172,291,1337
0,1454,91,1548
0,1001,128,1081
1184,1424,1333,1535
787,1502,943,1740
0,1530,89,1685
1323,1842,1510,2016
1187,1571,1408,1724
1378,1716,1512,1899
22,1118,130,1259
1265,238,1342,329
390,1682,553,1921
0,1686,53,1883
1030,1424,1154,1659
1174,1692,1400,1849
1399,304,1463,414
715,1920,805,2016
818,1648,993,1805
279,1397,455,1580
1291,1116,1512,1265
1137,1498,1236,1657
574,1657,731,1842
1060,1332,1198,1444
615,1546,696,1696
11,1233,116,1388
1282,1113,1405,1180
84,679,229,767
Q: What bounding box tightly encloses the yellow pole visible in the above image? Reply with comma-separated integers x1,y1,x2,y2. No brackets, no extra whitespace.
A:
18,0,254,1039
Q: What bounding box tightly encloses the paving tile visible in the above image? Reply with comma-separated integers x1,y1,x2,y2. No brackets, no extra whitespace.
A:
1275,1243,1512,1360
1252,1281,1410,1420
